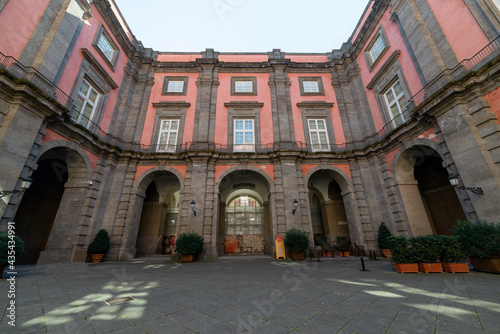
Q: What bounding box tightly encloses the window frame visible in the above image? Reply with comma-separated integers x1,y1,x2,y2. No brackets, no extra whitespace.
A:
231,77,257,96
307,118,330,152
92,24,120,70
224,101,263,153
364,26,390,72
298,77,325,96
150,102,189,153
233,119,255,152
71,78,101,128
162,76,189,96
383,80,409,129
156,119,180,153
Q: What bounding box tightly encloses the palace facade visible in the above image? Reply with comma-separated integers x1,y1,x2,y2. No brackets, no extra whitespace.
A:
1,0,499,263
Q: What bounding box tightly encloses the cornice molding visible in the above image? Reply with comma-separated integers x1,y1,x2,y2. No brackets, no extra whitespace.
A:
152,101,191,109
224,101,264,109
366,50,401,89
297,101,335,108
81,48,119,89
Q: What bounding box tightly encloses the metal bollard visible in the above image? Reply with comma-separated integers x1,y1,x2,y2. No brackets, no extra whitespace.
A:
360,257,368,271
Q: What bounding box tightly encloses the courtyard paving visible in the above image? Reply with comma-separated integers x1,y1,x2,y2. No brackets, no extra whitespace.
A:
0,255,499,333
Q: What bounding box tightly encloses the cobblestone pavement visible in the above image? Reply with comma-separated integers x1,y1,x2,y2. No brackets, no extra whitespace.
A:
0,256,499,333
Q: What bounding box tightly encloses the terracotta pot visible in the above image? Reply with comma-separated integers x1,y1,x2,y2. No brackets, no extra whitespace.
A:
343,251,350,257
90,254,105,263
394,263,419,274
327,251,333,257
290,251,305,261
418,263,443,273
443,263,470,274
469,258,500,274
338,252,344,257
181,254,195,263
381,249,392,259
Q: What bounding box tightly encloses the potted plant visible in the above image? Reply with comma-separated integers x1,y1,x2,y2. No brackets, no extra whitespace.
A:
87,229,110,263
336,236,349,256
175,232,204,263
314,236,329,257
284,228,310,260
410,236,443,273
452,220,500,273
437,235,469,274
0,232,25,277
377,222,393,258
388,236,419,273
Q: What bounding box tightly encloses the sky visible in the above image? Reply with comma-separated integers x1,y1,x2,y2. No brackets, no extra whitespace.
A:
113,0,371,53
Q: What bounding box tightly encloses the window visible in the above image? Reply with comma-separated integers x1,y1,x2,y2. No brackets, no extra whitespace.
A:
234,119,254,152
167,80,184,93
157,119,179,152
369,35,385,63
364,26,390,71
162,76,188,95
231,77,257,95
71,79,100,128
308,119,330,151
235,80,253,93
298,77,324,96
303,81,319,93
92,25,120,69
384,81,409,127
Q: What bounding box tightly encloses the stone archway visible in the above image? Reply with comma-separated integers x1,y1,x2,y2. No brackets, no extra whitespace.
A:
303,165,364,247
215,167,274,256
393,143,466,236
14,142,91,264
121,167,184,259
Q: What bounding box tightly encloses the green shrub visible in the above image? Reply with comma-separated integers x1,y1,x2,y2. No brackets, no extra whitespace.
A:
284,228,310,253
0,233,25,266
387,236,419,264
335,236,349,252
87,229,110,255
314,236,329,250
451,220,500,258
377,222,393,249
409,235,440,263
175,232,204,255
436,235,465,263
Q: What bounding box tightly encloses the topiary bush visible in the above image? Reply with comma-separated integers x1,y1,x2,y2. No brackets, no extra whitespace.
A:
87,229,110,255
409,235,440,263
284,228,310,253
335,236,349,252
387,236,419,264
451,220,500,259
377,222,393,249
436,235,465,263
175,232,204,255
0,233,25,266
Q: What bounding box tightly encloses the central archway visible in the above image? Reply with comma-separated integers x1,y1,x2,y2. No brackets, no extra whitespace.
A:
217,169,273,256
394,143,466,236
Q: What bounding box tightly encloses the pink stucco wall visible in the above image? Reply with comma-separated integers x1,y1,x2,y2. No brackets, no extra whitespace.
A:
484,87,500,125
428,0,489,61
351,1,375,43
56,2,128,134
0,0,50,59
214,73,273,147
219,55,269,62
288,73,345,145
357,9,423,132
157,54,201,62
285,55,330,63
109,0,134,43
140,72,199,146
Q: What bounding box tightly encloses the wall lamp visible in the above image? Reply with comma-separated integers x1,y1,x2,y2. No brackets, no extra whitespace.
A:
448,174,484,195
191,200,197,216
292,199,298,215
0,177,33,199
